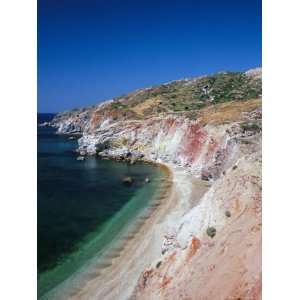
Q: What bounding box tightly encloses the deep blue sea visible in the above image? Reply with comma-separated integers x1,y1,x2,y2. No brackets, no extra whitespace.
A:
37,114,163,298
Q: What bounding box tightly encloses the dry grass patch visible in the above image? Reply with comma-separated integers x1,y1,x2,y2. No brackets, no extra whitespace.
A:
131,96,161,116
197,98,261,125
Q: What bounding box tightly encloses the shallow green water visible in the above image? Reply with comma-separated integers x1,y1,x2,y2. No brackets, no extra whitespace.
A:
38,115,164,298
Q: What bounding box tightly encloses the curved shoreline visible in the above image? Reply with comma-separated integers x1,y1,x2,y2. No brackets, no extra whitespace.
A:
60,162,209,300
72,164,174,300
42,150,262,300
45,160,173,300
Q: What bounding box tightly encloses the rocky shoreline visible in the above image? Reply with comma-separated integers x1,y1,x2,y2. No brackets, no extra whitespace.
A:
51,101,261,182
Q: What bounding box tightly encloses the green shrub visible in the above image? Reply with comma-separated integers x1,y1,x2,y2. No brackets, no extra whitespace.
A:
240,122,261,132
240,139,252,144
206,227,216,238
225,210,231,218
186,112,198,121
156,261,162,268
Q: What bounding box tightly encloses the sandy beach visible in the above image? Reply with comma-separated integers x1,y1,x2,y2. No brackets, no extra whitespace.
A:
49,163,206,300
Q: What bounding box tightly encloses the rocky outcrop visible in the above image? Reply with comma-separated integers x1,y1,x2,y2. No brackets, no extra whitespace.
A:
64,102,260,183
76,116,241,181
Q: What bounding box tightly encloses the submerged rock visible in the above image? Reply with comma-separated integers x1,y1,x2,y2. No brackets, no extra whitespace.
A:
129,157,136,165
38,121,50,127
122,176,134,185
76,156,85,161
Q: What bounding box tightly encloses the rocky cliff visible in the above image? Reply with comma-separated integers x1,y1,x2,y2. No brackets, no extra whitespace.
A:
51,68,261,180
50,68,262,300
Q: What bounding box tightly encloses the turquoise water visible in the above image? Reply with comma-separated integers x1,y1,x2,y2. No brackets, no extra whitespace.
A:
37,114,164,298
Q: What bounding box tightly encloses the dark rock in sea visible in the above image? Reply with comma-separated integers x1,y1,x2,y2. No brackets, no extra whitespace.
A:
122,176,134,185
130,157,136,165
98,153,109,160
39,122,50,127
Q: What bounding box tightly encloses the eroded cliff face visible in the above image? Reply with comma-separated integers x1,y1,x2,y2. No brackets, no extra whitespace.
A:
49,68,262,300
53,97,261,181
133,148,261,300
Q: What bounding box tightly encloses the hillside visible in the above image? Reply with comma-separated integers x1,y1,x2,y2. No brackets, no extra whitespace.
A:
51,68,261,133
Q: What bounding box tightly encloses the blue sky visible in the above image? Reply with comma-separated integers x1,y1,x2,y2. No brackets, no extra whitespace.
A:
38,0,261,113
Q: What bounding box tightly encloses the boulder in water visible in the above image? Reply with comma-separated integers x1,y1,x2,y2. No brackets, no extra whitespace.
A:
130,157,136,165
122,176,134,185
77,156,85,161
145,177,150,183
38,121,49,127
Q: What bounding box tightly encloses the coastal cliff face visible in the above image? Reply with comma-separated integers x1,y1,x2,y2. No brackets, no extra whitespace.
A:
51,68,261,179
50,68,262,300
134,149,261,300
